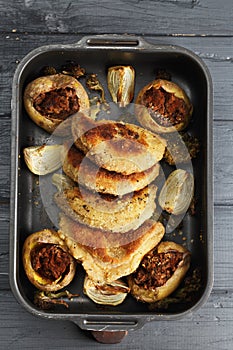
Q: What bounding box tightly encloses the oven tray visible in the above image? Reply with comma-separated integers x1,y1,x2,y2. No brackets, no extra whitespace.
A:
10,35,213,332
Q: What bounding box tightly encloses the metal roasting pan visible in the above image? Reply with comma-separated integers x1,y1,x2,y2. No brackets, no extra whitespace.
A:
10,34,213,342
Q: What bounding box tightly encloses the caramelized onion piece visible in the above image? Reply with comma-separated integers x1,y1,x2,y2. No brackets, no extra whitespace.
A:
83,276,129,306
23,144,63,175
135,79,193,133
158,169,194,215
128,241,191,303
107,65,135,107
22,229,76,292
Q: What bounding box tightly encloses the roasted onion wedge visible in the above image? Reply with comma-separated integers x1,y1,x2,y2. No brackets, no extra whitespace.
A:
107,65,135,107
22,229,76,292
24,74,90,135
128,241,191,303
83,276,129,306
158,169,194,215
23,144,63,175
135,79,193,133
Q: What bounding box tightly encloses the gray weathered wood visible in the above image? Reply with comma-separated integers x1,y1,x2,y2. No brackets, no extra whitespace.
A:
0,289,232,350
0,0,233,36
1,34,233,121
0,204,10,288
0,209,9,289
214,122,233,205
1,0,233,347
0,116,11,202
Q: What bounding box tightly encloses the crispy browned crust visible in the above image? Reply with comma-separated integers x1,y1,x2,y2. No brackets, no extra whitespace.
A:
71,113,166,175
58,214,165,283
54,182,157,233
62,143,160,196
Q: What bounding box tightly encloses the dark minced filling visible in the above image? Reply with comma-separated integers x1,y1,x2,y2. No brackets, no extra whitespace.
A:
142,87,189,127
33,87,80,120
31,243,71,282
133,250,183,289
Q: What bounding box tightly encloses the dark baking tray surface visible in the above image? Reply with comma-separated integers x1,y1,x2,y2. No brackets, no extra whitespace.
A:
10,35,213,331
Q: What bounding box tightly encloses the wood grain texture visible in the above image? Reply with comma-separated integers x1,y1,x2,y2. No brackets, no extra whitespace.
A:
0,204,10,282
214,122,233,205
0,289,232,350
1,34,233,121
0,0,233,36
0,117,11,202
0,1,233,346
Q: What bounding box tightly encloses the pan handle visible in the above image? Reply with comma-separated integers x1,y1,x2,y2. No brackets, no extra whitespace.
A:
73,316,146,332
74,34,151,49
73,317,146,344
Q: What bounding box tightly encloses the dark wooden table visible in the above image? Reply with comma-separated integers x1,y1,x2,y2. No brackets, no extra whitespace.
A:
1,1,233,348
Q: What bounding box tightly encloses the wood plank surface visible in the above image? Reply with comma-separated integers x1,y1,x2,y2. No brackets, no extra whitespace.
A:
1,0,233,348
1,34,233,121
0,289,232,350
0,0,233,36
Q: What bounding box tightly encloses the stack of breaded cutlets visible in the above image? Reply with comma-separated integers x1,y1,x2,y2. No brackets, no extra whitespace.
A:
55,112,166,284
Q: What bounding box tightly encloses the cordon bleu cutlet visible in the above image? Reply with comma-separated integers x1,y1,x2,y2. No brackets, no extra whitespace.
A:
62,143,160,196
52,173,158,233
58,213,165,283
71,112,166,175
